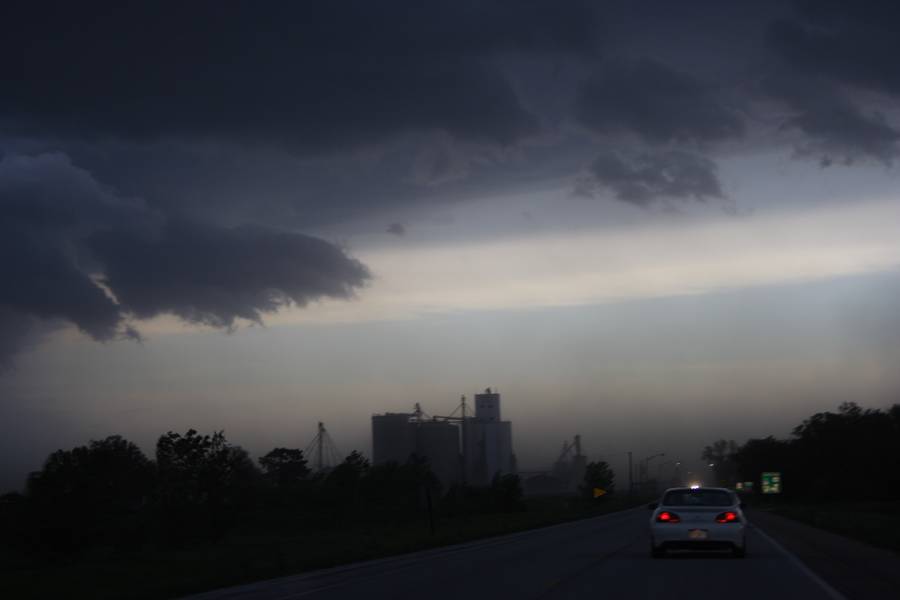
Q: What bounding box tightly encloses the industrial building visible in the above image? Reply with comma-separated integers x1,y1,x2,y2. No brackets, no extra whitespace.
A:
371,412,418,465
521,435,588,496
370,388,517,487
371,410,461,486
463,388,515,486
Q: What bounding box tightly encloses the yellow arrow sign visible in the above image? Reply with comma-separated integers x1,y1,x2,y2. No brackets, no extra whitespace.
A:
593,487,607,498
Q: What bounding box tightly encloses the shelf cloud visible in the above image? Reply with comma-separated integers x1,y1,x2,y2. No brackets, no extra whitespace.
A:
0,153,369,366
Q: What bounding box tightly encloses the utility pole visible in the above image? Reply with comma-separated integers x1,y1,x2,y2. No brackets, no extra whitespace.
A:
628,451,633,500
643,452,665,495
460,395,467,485
317,422,324,472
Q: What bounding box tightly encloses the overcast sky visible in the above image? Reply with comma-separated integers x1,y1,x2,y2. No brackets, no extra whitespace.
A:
3,1,900,491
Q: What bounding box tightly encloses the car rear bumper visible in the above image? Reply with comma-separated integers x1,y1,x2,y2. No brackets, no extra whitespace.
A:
656,540,739,551
650,524,745,549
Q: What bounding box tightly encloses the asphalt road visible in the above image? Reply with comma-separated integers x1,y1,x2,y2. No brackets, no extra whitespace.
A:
186,507,851,600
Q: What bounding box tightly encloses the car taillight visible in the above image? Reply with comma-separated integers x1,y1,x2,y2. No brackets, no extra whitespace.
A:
656,511,681,523
715,511,739,523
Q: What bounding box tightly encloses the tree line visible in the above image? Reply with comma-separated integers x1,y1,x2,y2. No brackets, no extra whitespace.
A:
703,402,900,501
0,428,545,559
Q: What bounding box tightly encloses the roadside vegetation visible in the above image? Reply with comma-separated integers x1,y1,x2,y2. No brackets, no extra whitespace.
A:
702,402,900,552
0,430,624,599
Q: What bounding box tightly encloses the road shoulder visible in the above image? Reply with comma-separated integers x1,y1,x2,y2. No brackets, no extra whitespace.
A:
750,509,900,600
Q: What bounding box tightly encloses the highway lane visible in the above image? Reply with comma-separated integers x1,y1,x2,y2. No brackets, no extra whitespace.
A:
185,508,845,600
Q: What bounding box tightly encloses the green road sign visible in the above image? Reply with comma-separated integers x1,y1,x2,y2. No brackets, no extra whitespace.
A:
761,472,782,494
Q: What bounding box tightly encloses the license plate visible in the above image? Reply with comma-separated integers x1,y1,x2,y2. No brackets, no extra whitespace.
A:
688,529,708,539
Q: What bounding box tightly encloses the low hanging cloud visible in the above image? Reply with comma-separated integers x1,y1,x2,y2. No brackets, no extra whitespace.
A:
574,57,744,144
88,221,370,329
0,153,136,347
585,149,724,206
765,75,900,164
0,153,370,367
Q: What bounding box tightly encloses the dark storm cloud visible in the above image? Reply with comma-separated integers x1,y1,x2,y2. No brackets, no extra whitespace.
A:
765,2,900,161
764,75,900,163
0,153,134,347
87,221,370,329
6,0,900,369
574,58,745,144
0,228,123,339
0,1,598,151
0,153,370,365
768,2,900,95
586,150,724,206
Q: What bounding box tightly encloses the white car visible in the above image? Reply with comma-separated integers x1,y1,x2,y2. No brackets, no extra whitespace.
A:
648,487,747,558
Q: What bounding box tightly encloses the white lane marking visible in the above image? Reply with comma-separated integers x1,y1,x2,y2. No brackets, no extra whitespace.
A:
753,526,848,600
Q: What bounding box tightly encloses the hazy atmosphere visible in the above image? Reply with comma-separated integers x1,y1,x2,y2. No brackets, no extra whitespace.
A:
4,0,900,493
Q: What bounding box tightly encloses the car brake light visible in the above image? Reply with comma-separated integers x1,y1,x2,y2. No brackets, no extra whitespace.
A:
715,511,739,523
656,511,681,523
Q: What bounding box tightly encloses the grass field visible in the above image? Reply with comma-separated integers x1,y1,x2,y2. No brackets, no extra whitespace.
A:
763,500,900,553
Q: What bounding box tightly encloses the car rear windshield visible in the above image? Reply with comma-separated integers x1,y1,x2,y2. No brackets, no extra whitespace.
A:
662,490,734,507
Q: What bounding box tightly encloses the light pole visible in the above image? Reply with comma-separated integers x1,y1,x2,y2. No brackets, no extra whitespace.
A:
628,451,633,500
641,452,665,494
643,453,665,480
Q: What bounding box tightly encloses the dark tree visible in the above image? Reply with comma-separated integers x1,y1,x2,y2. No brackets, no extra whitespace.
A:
789,402,899,501
491,473,524,512
732,436,792,487
581,460,615,498
319,450,370,512
28,435,154,509
25,435,155,551
720,402,900,501
259,447,310,489
362,455,442,521
156,429,260,541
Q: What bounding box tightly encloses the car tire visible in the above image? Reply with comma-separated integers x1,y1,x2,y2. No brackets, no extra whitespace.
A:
651,545,666,559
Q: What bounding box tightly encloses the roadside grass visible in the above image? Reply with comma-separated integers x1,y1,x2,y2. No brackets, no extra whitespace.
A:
0,495,637,600
761,500,900,553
